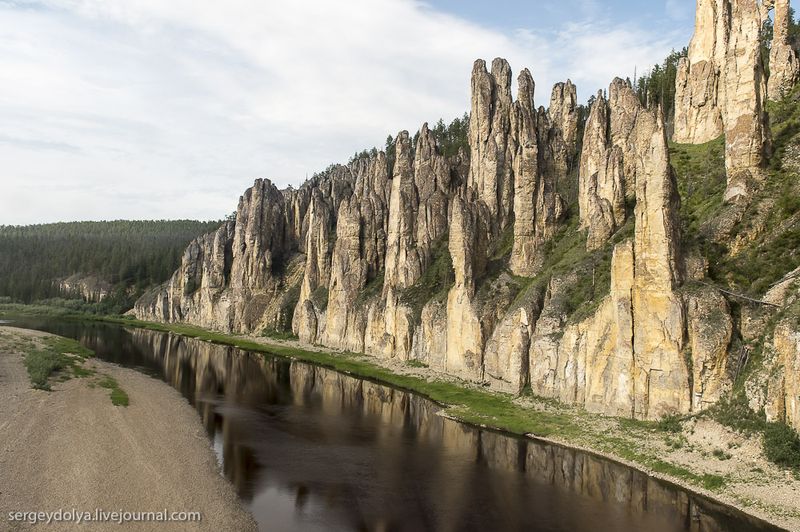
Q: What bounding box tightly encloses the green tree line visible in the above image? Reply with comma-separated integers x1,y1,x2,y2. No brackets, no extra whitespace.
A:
0,220,222,312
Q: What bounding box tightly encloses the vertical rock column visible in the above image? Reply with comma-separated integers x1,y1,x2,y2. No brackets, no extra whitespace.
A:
468,58,515,234
578,79,641,250
509,70,542,276
384,131,422,290
293,190,333,344
322,156,390,352
673,0,727,144
723,0,771,201
673,0,771,202
549,80,579,167
509,71,567,276
445,194,489,379
630,110,689,419
768,0,800,100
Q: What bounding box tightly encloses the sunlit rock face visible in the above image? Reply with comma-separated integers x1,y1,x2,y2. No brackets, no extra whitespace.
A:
673,0,771,202
133,1,794,423
769,0,800,100
578,79,642,251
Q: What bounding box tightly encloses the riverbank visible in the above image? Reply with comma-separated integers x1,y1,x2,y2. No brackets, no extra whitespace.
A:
0,326,257,531
1,304,799,530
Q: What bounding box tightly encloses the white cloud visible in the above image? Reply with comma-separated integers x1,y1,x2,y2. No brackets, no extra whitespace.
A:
0,0,688,224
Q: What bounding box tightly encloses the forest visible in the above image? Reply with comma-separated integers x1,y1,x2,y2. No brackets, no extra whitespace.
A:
0,220,222,314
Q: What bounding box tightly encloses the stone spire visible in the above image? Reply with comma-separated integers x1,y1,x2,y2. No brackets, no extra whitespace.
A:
468,58,515,233
673,0,771,201
768,0,800,100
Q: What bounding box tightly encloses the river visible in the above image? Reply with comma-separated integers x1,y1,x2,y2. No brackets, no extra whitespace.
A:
3,317,784,532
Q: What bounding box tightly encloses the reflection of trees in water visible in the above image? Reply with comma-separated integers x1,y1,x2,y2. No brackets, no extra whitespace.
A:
112,326,775,532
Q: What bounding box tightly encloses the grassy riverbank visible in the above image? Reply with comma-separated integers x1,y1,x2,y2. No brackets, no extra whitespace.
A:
0,315,128,406
24,336,92,390
1,302,799,528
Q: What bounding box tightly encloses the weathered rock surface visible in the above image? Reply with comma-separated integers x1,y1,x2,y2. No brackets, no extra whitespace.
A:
673,0,771,201
56,274,112,303
549,81,579,166
769,0,800,100
684,286,734,411
578,79,641,250
136,37,764,425
445,193,488,379
528,109,700,420
509,70,567,276
769,320,800,431
469,58,515,233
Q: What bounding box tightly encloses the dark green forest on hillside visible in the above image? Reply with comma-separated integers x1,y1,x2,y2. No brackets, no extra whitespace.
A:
0,220,222,313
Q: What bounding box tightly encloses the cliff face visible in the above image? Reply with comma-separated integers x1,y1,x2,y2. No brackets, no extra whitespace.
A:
134,63,721,420
56,274,112,303
578,79,641,250
135,0,800,424
768,0,800,100
673,0,778,202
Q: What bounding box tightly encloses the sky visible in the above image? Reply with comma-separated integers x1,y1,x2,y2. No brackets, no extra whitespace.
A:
0,0,696,225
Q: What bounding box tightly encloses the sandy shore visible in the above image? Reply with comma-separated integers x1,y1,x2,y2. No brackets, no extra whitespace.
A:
0,327,256,531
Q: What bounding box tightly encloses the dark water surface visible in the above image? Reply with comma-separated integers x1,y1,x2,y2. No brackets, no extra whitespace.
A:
3,317,785,532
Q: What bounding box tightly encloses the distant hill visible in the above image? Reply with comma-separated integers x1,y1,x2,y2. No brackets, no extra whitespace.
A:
0,220,222,313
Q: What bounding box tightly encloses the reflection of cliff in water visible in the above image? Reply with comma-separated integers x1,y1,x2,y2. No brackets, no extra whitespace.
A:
117,327,774,532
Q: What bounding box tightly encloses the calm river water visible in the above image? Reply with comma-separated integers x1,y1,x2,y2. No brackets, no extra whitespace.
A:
3,317,785,532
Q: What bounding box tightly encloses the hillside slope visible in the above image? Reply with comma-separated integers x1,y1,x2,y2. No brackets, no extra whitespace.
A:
0,220,222,313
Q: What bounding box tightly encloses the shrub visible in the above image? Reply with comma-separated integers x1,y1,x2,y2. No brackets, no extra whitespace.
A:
656,414,683,433
708,392,766,434
763,422,800,469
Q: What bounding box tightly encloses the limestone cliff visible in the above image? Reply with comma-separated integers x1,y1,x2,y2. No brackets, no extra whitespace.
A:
135,0,800,425
673,0,771,201
768,0,800,100
528,109,727,419
55,274,112,303
578,79,642,250
134,58,730,421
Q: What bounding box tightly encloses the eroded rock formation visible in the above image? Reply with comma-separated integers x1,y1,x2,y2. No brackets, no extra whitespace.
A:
673,0,771,201
56,274,112,303
578,79,642,250
768,0,800,100
137,0,784,424
531,109,713,419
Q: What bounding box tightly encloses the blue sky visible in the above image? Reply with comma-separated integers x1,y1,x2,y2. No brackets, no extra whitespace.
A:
0,0,695,224
425,0,694,34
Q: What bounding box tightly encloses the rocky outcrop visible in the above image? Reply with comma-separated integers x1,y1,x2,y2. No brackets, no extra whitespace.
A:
578,79,641,250
445,194,489,379
528,108,695,419
768,0,800,100
549,81,579,166
292,189,334,344
509,70,567,276
56,274,112,303
629,110,688,418
469,58,515,233
526,106,737,420
684,286,734,410
673,0,771,201
322,157,390,352
769,320,800,431
137,44,756,424
672,0,727,145
135,172,352,334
